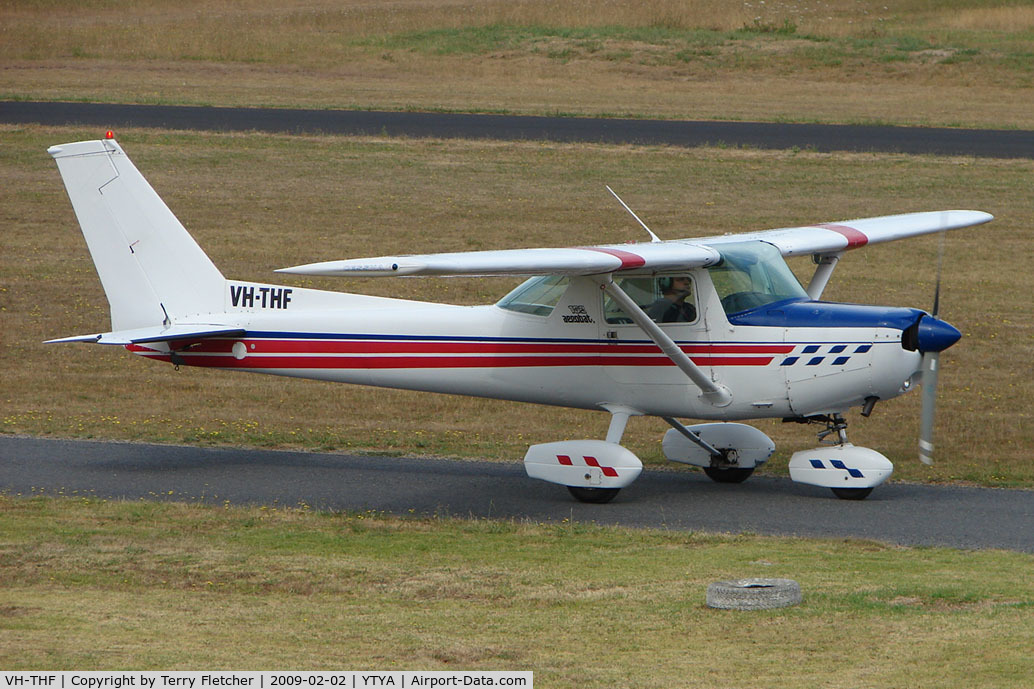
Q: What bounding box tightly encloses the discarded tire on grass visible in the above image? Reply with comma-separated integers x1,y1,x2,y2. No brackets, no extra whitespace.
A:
706,578,802,610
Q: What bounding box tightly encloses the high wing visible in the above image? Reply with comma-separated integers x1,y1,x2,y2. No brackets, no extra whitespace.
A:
277,210,992,278
697,210,994,256
277,242,723,278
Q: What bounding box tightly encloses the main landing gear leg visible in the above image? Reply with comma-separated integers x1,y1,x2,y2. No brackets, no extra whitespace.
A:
566,407,636,504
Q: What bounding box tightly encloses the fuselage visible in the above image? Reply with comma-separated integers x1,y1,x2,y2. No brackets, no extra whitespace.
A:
129,268,929,422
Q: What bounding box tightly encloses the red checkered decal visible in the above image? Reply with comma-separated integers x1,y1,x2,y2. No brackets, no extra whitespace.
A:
556,454,619,477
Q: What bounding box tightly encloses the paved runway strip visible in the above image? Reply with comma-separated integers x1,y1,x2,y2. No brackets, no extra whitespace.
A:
2,436,1032,552
3,101,1033,158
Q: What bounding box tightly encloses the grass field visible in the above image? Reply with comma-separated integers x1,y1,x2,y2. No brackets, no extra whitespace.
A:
2,125,1032,487
2,0,1034,127
2,495,1034,686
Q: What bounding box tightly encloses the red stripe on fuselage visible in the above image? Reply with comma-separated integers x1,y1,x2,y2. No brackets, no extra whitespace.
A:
126,338,789,370
130,339,794,356
129,351,777,369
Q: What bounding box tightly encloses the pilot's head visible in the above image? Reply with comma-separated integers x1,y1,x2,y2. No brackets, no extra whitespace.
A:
660,276,691,296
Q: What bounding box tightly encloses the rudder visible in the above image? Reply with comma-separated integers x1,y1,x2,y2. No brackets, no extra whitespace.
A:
49,138,226,331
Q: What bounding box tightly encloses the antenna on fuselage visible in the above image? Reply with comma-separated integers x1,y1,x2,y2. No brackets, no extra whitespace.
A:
606,186,662,243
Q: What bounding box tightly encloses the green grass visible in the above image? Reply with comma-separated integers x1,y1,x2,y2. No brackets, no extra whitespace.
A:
360,23,744,57
3,495,1034,684
356,20,1029,76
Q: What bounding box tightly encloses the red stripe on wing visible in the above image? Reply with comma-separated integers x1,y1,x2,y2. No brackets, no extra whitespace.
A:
817,223,869,249
579,247,647,270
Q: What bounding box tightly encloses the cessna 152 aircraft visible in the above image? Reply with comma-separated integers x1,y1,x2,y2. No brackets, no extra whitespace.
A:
48,136,992,502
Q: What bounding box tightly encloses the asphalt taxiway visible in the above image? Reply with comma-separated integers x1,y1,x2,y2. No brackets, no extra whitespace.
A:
3,101,1033,158
2,436,1032,552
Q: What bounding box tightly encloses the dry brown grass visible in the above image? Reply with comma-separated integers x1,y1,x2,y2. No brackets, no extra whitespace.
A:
2,125,1031,486
946,6,1034,31
3,0,1034,127
1,0,1016,42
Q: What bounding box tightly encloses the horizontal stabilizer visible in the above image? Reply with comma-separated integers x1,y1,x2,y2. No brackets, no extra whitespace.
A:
46,324,245,346
277,242,721,278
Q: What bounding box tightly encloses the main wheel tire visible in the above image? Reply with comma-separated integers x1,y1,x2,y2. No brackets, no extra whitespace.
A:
831,487,874,500
706,578,802,610
567,486,620,504
703,466,755,484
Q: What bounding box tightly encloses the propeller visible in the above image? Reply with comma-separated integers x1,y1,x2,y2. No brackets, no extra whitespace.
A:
918,229,947,465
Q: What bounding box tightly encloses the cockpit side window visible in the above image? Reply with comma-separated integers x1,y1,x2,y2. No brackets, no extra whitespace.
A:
708,241,808,315
604,275,697,324
497,275,570,316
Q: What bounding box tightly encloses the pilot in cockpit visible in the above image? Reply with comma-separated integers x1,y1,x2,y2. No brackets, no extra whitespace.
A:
647,276,697,323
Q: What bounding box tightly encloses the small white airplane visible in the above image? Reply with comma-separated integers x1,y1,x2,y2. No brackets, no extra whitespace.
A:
48,135,992,502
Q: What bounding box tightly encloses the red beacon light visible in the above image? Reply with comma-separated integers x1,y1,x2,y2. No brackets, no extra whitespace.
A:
105,130,115,139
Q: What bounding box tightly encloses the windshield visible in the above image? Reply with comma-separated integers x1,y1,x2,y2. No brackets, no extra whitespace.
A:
707,241,808,315
497,275,569,316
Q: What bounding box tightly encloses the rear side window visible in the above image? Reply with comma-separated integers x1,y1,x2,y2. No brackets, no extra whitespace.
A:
497,275,570,316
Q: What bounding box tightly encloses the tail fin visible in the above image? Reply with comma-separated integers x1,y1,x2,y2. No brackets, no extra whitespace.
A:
48,138,226,331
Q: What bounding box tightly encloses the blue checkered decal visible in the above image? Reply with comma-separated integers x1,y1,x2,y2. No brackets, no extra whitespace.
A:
780,344,872,367
808,458,864,478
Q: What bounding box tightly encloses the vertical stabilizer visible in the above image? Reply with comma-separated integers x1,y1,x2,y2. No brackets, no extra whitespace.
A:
48,138,226,331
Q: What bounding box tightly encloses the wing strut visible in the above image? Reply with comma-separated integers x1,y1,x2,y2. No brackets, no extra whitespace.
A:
806,252,841,300
599,276,732,407
662,417,725,458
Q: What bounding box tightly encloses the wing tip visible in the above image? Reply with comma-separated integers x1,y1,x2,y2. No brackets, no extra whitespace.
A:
277,260,421,277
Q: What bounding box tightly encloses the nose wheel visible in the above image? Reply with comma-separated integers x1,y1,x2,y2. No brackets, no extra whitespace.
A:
830,487,874,500
786,413,893,500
